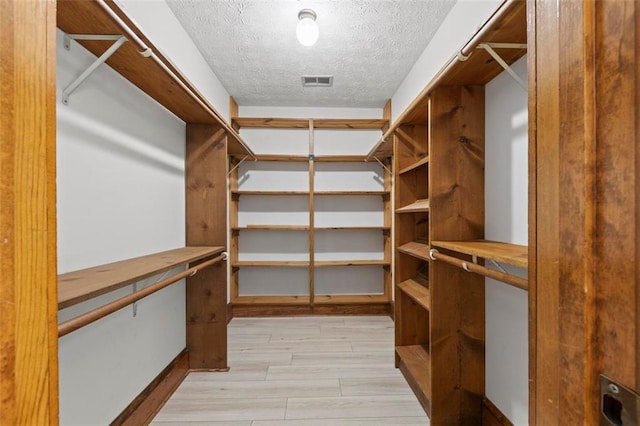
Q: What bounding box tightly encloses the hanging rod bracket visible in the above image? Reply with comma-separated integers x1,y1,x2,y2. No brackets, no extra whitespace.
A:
429,248,439,261
63,33,124,51
476,43,527,91
372,156,392,174
489,259,508,274
62,35,128,105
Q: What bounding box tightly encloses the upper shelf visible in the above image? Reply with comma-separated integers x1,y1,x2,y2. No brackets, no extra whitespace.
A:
58,246,224,309
233,117,389,130
396,199,430,213
56,0,254,158
431,240,528,268
366,0,526,160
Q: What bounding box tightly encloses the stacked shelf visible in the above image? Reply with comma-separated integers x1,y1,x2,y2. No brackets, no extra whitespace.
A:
228,118,392,314
431,240,528,268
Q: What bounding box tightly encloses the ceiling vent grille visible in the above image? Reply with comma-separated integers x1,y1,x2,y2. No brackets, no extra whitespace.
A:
301,75,333,87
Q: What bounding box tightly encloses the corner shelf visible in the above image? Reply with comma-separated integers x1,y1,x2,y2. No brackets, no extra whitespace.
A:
397,277,430,311
431,240,527,268
395,345,431,415
396,199,430,213
398,241,431,261
58,246,224,309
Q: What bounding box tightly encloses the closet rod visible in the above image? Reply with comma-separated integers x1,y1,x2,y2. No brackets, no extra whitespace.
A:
95,0,256,160
58,252,228,337
459,0,522,57
429,249,528,291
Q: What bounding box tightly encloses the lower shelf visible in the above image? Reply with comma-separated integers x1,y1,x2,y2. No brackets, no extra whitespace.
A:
397,277,430,311
396,345,431,416
314,294,388,304
233,295,310,305
397,241,431,261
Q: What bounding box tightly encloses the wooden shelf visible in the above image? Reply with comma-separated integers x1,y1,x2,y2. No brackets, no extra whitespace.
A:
232,225,310,231
314,155,368,162
245,155,309,162
431,240,528,268
315,226,390,232
232,295,310,305
396,199,430,213
315,190,389,196
397,277,430,311
232,190,309,196
396,345,431,415
315,260,390,267
233,117,388,130
314,294,389,304
398,241,431,262
398,156,430,175
232,261,310,268
56,1,254,158
58,246,224,309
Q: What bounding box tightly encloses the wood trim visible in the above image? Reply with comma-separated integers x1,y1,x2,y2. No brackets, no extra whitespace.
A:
227,303,233,324
382,99,392,133
111,349,189,426
231,303,391,317
482,397,514,426
0,0,58,423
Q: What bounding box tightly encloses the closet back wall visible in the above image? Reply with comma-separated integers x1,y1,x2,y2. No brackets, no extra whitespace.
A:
56,30,186,425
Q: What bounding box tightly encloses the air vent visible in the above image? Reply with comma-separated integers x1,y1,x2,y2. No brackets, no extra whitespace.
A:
301,75,333,87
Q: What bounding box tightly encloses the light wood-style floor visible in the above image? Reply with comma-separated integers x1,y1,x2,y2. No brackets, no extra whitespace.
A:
152,315,429,425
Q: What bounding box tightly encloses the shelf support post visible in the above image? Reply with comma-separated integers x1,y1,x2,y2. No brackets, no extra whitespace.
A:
62,35,127,105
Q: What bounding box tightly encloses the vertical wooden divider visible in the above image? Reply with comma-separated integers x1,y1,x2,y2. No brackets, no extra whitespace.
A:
1,0,59,423
383,159,393,303
185,124,229,370
308,119,315,306
429,85,485,425
229,157,240,303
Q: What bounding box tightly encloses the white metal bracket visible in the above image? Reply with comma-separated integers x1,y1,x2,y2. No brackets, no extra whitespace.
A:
62,34,128,105
372,156,392,175
476,42,527,91
489,259,508,274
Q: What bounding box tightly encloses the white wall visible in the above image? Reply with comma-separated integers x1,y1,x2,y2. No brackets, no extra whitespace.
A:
114,0,231,120
392,0,502,121
57,29,186,425
485,56,528,425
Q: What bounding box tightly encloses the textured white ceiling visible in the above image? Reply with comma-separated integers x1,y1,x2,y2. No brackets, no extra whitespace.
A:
166,0,456,108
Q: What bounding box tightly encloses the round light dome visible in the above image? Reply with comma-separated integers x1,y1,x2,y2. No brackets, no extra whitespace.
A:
296,9,319,47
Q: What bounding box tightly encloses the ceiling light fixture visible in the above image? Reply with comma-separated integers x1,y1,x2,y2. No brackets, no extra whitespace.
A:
296,9,319,47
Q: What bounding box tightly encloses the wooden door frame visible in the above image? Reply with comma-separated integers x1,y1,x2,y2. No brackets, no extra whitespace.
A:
0,0,59,424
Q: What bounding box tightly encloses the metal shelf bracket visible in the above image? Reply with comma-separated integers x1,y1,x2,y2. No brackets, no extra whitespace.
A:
476,42,527,91
62,34,128,105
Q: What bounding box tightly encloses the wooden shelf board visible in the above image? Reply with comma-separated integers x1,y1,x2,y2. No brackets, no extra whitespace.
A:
232,190,309,196
56,1,255,158
315,260,390,267
58,246,224,309
247,155,310,162
315,190,389,196
366,136,394,160
232,261,310,268
397,241,431,262
396,345,431,414
398,156,430,175
314,155,368,162
233,117,388,130
232,225,310,231
396,199,430,213
431,240,528,268
315,226,390,231
314,294,389,305
397,278,430,311
232,295,310,305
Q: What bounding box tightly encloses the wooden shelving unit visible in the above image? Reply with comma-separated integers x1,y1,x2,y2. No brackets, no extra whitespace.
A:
380,1,528,423
229,116,392,315
58,247,224,309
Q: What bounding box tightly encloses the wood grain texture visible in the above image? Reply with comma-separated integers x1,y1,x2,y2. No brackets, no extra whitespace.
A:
111,349,189,426
395,345,431,415
232,117,388,129
0,0,58,423
397,242,431,262
430,240,528,268
58,246,223,309
397,278,430,311
482,397,514,426
231,304,391,317
429,85,485,425
186,124,229,370
396,199,430,213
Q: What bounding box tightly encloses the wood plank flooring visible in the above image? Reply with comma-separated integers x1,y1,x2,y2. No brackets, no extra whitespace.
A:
152,316,429,425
